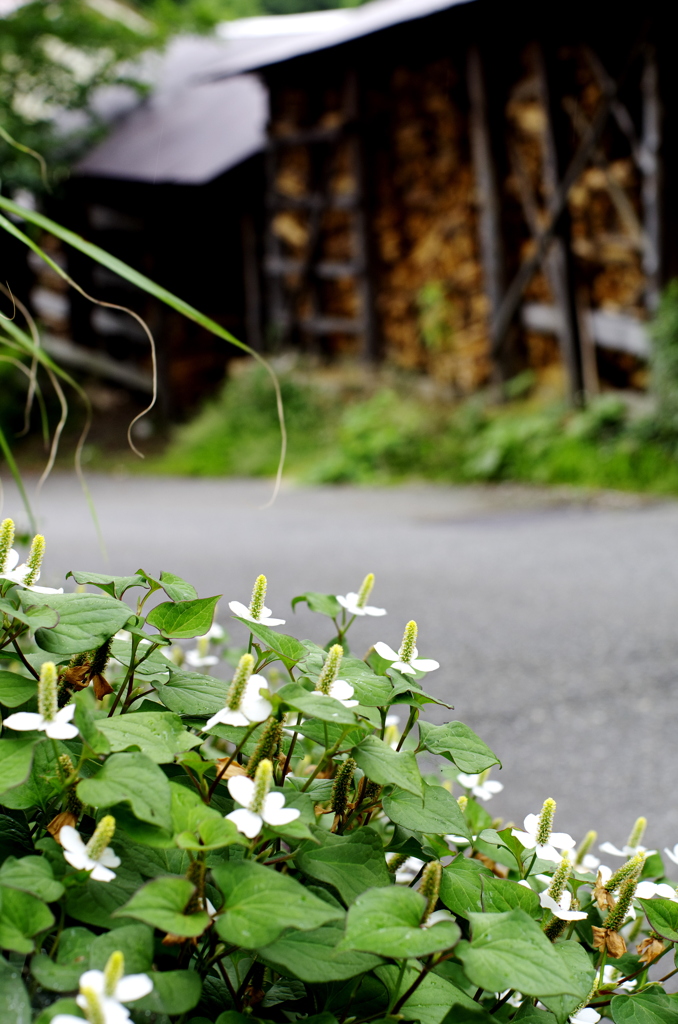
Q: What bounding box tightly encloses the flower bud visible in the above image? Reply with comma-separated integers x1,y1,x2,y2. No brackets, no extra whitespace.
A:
226,654,255,711
457,794,468,813
574,830,597,866
331,758,356,816
247,717,285,778
38,661,58,722
23,533,45,586
0,517,15,572
603,876,637,931
356,573,375,609
249,574,267,620
317,644,343,695
398,621,418,662
536,798,556,847
547,852,571,903
103,951,125,997
627,817,647,850
250,758,273,814
86,815,116,861
419,860,442,921
604,851,645,892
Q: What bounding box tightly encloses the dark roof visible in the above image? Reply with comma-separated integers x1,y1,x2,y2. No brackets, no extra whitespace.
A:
77,0,471,185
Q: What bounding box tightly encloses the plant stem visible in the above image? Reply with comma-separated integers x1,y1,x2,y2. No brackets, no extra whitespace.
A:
396,706,418,752
11,634,39,678
392,957,438,1015
281,713,302,778
207,722,259,800
387,959,409,1013
300,729,351,792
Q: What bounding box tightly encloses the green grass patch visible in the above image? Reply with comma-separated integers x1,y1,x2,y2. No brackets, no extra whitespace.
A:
152,361,678,495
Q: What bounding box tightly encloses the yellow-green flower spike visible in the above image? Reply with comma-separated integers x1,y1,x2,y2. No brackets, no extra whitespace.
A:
536,798,556,847
0,517,15,571
419,860,442,921
86,815,116,861
574,830,597,866
387,852,409,875
356,573,375,609
627,816,647,850
249,574,267,620
457,794,468,813
103,951,125,997
250,758,273,814
317,644,344,695
23,533,45,586
79,987,106,1024
603,876,637,931
38,661,58,722
247,717,285,777
547,852,571,903
604,851,645,892
226,653,255,710
331,758,356,816
399,620,418,662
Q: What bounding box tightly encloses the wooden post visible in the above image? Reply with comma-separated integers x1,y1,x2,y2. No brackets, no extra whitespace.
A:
534,43,585,405
466,44,507,377
640,46,661,310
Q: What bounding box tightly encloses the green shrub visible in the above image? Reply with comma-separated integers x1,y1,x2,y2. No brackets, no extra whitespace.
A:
2,519,676,1023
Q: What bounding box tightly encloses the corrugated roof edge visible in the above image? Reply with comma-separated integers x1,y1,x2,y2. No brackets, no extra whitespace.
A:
206,0,476,79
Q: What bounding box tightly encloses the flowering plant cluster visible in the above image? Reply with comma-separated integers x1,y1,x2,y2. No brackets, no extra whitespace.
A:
2,519,678,1024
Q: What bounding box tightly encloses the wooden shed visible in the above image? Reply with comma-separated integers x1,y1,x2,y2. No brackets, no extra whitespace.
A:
66,0,677,410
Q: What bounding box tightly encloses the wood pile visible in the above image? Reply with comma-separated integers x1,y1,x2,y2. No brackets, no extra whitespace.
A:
268,45,652,393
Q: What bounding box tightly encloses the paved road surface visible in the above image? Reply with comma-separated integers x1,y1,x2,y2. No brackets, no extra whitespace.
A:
3,473,678,858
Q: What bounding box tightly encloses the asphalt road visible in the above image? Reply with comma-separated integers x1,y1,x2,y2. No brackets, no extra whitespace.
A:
3,473,678,859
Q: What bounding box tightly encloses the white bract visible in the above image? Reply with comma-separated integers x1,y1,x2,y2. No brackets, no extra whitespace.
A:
0,560,64,593
635,880,678,901
229,599,285,626
318,678,359,708
61,825,121,882
3,703,78,740
665,844,678,865
337,591,386,617
205,675,272,729
599,841,655,858
539,889,587,921
512,813,576,863
570,1010,601,1024
79,966,152,1007
374,641,439,675
457,772,503,801
226,774,300,838
602,966,637,991
581,853,601,871
422,909,455,929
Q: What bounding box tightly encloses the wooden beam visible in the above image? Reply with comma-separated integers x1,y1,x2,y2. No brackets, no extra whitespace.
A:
534,43,584,404
640,46,661,310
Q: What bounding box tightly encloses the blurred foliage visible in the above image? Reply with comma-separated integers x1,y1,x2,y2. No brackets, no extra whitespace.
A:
154,358,678,494
0,0,362,193
650,279,678,433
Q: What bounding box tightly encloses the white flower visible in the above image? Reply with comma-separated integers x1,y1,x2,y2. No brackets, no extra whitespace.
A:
225,772,300,839
60,823,121,882
570,1009,600,1024
185,648,219,668
3,703,78,740
602,965,637,991
599,841,655,858
229,600,285,626
0,549,62,593
665,844,678,865
201,623,225,641
205,674,272,729
635,881,678,901
318,678,359,708
512,813,576,864
457,772,503,801
422,909,455,929
385,714,400,727
388,855,424,884
581,853,601,871
374,641,439,675
539,889,587,921
445,833,478,846
78,967,152,1007
337,592,386,617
